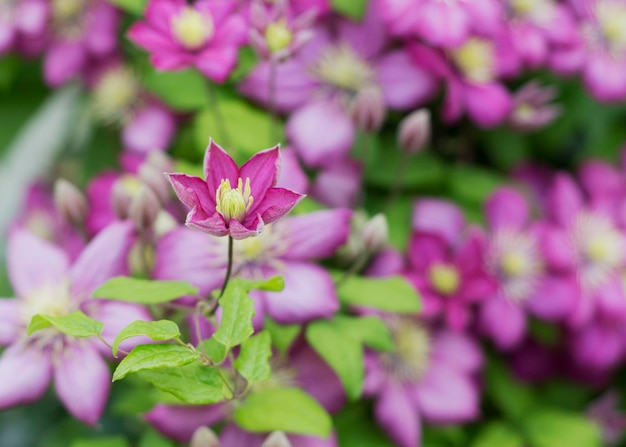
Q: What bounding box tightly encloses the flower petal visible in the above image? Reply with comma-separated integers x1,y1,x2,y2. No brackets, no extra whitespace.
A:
376,51,437,110
8,229,70,298
145,403,229,443
431,330,484,373
485,187,529,230
123,102,176,153
186,207,229,237
203,139,239,195
478,295,526,350
375,382,421,447
412,199,464,245
0,298,22,345
527,275,579,321
407,233,448,272
279,209,352,261
166,172,215,211
255,187,305,226
240,145,281,212
546,173,583,227
43,41,85,87
464,82,512,128
264,262,338,324
70,221,134,300
54,343,110,425
0,343,51,409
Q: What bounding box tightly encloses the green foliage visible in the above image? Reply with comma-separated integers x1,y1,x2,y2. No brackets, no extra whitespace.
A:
93,277,198,304
331,0,369,20
485,359,535,422
471,422,523,447
337,275,421,313
306,315,393,399
144,69,211,111
234,331,272,384
448,165,504,207
27,311,103,338
236,276,285,292
107,0,146,14
70,438,129,447
334,402,396,447
265,318,301,354
138,430,175,447
234,388,332,437
212,281,256,352
111,320,182,356
522,410,602,447
113,344,199,381
138,363,230,404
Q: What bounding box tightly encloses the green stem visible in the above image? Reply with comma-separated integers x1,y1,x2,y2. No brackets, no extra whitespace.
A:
335,251,370,289
219,236,234,298
385,149,410,213
208,82,233,151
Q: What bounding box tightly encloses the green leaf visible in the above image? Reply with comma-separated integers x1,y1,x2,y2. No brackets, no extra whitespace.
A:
485,359,535,422
337,275,421,313
27,311,103,338
471,422,523,447
138,363,229,404
144,69,210,111
199,337,228,363
138,429,176,447
522,410,601,447
111,320,181,356
93,277,198,304
234,276,285,292
106,0,146,14
213,282,255,351
194,99,285,162
70,437,129,447
234,388,332,437
113,344,199,381
331,0,368,20
265,318,301,354
334,316,393,352
448,165,504,206
234,331,272,384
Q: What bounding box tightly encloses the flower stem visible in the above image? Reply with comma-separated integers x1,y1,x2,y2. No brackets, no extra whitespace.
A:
208,82,233,152
335,251,370,288
385,149,410,213
219,236,234,298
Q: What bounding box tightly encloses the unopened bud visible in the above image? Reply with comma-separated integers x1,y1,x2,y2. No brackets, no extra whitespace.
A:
112,181,133,220
54,179,88,227
146,151,174,173
398,109,430,154
261,432,292,447
362,213,388,253
350,87,386,133
138,164,171,204
190,427,220,447
128,185,161,232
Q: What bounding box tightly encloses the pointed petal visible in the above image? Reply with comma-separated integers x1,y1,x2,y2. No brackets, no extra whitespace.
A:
412,199,464,245
375,382,421,447
228,216,264,240
0,299,22,345
186,207,229,237
240,145,281,212
287,100,355,168
547,173,583,227
431,330,483,373
127,22,178,53
527,275,579,321
571,325,623,370
264,262,338,324
70,221,134,300
43,41,85,87
8,229,70,298
279,209,352,261
255,187,305,226
219,424,267,446
123,103,176,153
166,172,215,211
407,233,448,272
376,51,437,110
464,82,512,128
203,139,239,194
485,187,529,230
413,362,479,423
145,403,229,443
54,344,110,425
0,343,51,409
478,295,526,350
195,45,240,84
416,1,469,47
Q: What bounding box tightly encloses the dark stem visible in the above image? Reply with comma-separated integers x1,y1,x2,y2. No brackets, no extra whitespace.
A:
219,236,234,298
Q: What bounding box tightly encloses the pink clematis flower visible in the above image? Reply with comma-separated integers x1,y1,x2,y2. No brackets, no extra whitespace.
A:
0,222,151,424
364,317,483,447
405,199,496,331
153,208,351,324
128,0,246,83
0,0,48,55
166,140,305,240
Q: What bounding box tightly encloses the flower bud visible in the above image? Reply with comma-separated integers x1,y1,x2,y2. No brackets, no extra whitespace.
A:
112,181,133,220
350,87,386,133
138,164,171,204
362,213,388,253
190,426,220,447
146,150,174,173
261,431,292,447
128,185,161,232
54,178,88,227
398,109,430,154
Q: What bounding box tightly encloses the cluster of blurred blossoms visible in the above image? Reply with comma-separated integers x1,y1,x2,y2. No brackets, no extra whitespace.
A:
2,0,626,446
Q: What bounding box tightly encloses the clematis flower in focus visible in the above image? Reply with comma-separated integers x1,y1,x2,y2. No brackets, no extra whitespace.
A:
128,0,246,83
166,140,305,239
0,222,151,424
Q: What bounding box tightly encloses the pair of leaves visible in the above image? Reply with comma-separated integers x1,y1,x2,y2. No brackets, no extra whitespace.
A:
306,315,393,400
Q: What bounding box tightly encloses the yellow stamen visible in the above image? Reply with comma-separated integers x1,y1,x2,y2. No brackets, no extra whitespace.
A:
171,7,214,50
265,20,293,54
451,38,494,83
428,263,460,296
215,178,254,223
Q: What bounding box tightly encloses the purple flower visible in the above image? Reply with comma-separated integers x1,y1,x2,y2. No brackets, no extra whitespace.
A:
128,0,246,83
509,81,561,132
154,208,351,324
587,391,626,444
364,317,482,447
240,4,437,167
0,0,48,55
406,200,496,331
0,222,151,424
167,140,305,240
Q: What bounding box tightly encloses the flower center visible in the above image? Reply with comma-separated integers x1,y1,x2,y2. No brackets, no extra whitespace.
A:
51,0,84,22
215,178,254,224
451,38,495,83
381,319,431,382
92,67,141,123
428,263,460,296
501,251,532,277
596,1,626,52
265,20,293,54
311,44,375,93
171,7,214,50
22,281,73,330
